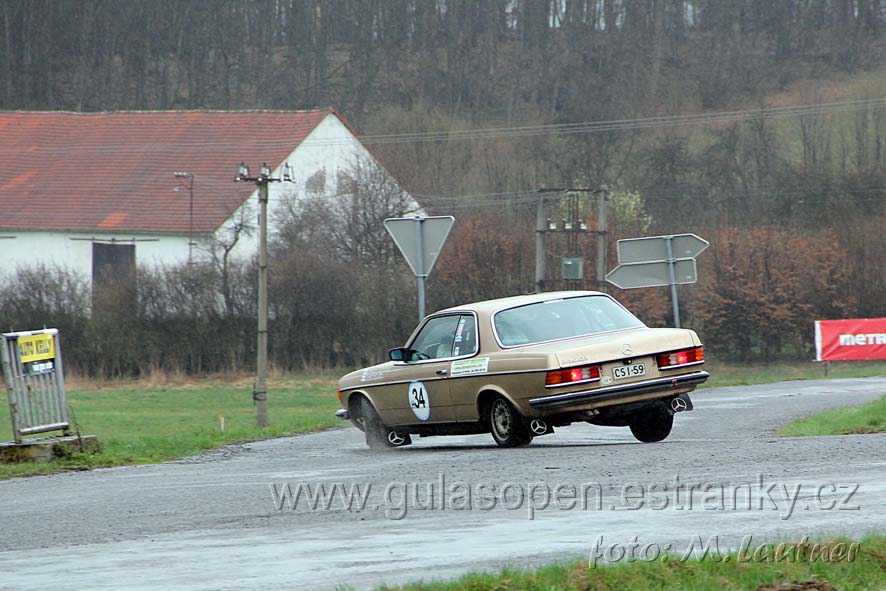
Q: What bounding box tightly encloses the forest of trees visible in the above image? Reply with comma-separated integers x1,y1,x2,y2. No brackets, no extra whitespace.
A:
4,1,884,114
2,1,886,371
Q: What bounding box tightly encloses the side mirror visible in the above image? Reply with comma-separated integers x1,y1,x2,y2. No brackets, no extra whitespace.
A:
388,347,408,362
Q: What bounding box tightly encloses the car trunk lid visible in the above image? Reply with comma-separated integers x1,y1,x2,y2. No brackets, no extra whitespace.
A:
547,328,696,367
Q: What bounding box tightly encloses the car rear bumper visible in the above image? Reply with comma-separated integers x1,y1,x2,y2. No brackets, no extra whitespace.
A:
529,370,709,409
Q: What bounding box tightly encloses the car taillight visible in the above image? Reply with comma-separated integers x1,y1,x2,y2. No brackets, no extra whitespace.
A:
657,346,704,370
545,364,601,386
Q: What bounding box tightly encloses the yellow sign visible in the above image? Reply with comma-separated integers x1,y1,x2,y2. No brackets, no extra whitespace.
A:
18,333,55,363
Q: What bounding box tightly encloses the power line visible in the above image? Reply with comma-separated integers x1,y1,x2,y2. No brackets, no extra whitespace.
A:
259,184,886,211
641,184,886,204
3,98,885,156
352,98,886,145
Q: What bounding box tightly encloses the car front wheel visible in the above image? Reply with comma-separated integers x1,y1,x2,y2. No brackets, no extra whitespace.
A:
629,405,674,443
487,397,533,447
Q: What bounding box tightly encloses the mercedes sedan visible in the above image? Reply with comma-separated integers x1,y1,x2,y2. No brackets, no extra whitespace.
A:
335,291,708,448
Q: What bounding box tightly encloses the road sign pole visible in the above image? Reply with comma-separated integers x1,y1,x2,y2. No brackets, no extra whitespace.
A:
665,236,681,328
415,218,426,322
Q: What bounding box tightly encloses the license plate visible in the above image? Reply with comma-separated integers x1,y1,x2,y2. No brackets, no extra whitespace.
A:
613,363,645,380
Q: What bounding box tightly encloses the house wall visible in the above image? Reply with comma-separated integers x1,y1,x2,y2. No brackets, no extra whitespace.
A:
219,113,384,262
0,231,191,279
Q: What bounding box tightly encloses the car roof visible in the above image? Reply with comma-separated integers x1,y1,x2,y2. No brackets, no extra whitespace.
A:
437,290,608,316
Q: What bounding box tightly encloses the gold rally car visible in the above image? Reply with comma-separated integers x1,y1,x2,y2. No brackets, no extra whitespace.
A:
336,291,708,449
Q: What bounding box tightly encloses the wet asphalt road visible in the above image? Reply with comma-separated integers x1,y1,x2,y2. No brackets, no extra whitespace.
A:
1,377,885,590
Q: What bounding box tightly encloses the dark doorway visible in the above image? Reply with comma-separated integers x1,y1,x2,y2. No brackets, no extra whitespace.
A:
92,242,135,285
92,242,136,317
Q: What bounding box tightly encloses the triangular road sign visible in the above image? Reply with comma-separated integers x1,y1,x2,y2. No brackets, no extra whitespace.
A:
384,216,454,277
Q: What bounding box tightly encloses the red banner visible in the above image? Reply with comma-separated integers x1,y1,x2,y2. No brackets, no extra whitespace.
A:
815,318,886,361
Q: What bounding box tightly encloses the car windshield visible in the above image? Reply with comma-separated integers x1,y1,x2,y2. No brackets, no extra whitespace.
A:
494,295,645,347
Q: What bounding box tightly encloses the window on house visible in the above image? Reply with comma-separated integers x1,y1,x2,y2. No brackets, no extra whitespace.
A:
305,168,326,195
337,170,356,194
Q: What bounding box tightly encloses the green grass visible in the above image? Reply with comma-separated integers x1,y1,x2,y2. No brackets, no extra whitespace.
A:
780,395,886,437
371,535,886,591
701,360,886,388
0,375,341,479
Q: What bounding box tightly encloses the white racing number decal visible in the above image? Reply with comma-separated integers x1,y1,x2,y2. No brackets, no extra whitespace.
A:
408,381,430,421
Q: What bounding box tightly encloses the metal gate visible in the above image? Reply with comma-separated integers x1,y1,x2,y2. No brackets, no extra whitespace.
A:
1,329,71,444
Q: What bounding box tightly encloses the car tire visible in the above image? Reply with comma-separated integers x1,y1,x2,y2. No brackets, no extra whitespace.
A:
487,397,533,448
629,405,674,443
359,397,411,450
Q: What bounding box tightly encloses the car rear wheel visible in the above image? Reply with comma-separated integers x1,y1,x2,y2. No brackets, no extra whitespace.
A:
359,397,412,450
629,405,674,443
487,397,533,447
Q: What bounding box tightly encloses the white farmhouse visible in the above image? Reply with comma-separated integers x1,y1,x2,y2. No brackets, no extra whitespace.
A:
0,109,406,283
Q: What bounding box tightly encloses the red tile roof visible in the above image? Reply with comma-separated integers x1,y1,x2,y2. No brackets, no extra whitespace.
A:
0,109,342,234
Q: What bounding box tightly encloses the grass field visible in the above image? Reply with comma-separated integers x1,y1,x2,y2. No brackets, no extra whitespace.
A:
780,395,886,437
0,374,341,479
372,535,886,591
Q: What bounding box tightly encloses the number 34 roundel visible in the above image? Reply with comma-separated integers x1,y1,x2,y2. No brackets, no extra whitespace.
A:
408,381,430,421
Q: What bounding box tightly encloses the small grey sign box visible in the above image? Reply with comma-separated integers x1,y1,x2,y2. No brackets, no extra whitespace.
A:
605,259,698,290
616,233,709,265
561,257,583,280
384,216,454,277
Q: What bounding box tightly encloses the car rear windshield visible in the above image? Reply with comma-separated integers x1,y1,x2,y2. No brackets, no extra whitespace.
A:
494,296,645,347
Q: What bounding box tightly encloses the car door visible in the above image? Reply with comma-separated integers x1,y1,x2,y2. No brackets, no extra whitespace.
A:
381,314,461,426
442,314,486,420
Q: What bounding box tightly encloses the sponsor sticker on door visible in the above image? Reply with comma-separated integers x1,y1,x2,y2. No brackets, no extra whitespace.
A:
450,357,489,376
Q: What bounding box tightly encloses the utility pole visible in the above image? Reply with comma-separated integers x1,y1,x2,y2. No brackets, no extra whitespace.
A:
235,161,293,428
595,185,608,293
534,193,546,292
535,187,607,292
665,235,681,327
173,172,195,263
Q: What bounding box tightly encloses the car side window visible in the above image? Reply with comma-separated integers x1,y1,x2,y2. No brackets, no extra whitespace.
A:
496,318,531,346
408,315,461,361
451,314,477,357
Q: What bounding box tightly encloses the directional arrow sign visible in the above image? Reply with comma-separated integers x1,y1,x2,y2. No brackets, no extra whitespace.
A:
616,234,709,265
384,216,454,277
605,259,698,290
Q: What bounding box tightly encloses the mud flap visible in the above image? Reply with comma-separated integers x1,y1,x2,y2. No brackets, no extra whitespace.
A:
668,393,693,415
386,431,413,446
529,419,554,436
